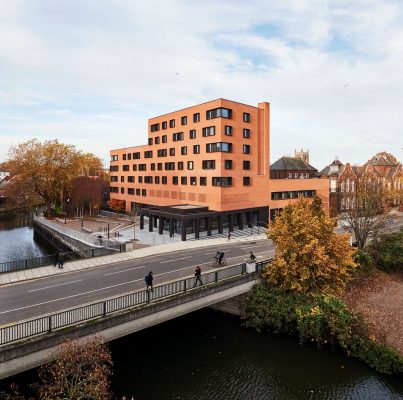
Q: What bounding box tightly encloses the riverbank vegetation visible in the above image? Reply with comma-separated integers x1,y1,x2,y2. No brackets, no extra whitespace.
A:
244,196,403,375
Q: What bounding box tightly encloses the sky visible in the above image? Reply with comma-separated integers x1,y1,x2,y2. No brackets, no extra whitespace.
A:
0,0,402,170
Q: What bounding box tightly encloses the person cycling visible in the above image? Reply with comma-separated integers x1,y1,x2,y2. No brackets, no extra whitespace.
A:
213,251,225,266
218,251,224,265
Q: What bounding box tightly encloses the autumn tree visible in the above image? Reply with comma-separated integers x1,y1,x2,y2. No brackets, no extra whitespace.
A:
36,337,113,400
338,177,395,249
262,196,356,295
6,139,103,214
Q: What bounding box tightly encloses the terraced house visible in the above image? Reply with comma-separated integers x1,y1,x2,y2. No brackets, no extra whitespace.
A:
109,99,328,240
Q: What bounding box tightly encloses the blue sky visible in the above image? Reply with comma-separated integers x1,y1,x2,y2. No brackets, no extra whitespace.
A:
0,0,402,168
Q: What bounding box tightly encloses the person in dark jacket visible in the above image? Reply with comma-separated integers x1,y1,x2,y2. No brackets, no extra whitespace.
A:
194,265,203,287
145,271,154,291
57,251,65,269
249,251,256,261
54,249,61,267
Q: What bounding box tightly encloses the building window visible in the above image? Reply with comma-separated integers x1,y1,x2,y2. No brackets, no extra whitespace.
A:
178,161,184,170
151,123,160,132
224,160,232,170
138,176,143,183
148,138,153,145
138,164,146,171
162,121,167,130
181,146,187,155
123,154,126,160
189,129,196,139
200,177,207,186
110,165,119,172
111,155,118,161
144,176,153,184
165,162,175,170
181,116,187,125
133,152,141,159
157,163,163,171
271,190,316,200
243,144,250,154
193,113,200,123
110,186,118,193
123,165,129,171
155,176,160,184
212,177,232,187
158,149,167,157
193,144,200,154
162,135,167,143
155,137,160,144
128,188,134,195
181,176,187,185
173,132,184,141
135,188,140,195
187,161,194,170
243,177,251,186
243,112,250,122
120,176,125,182
132,165,137,171
120,187,125,194
188,177,196,186
169,148,175,156
243,128,250,138
128,153,132,160
202,160,215,169
206,142,232,153
110,175,118,182
202,126,215,137
162,176,167,184
225,126,232,136
206,107,232,120
243,160,250,170
128,176,135,183
151,163,155,171
142,189,146,196
172,176,178,185
169,119,175,128
144,151,153,158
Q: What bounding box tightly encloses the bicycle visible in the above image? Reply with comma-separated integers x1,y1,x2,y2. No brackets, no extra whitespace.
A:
212,258,227,267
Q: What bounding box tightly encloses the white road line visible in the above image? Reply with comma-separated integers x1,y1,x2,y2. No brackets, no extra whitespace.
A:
160,256,192,264
27,280,82,293
104,266,146,276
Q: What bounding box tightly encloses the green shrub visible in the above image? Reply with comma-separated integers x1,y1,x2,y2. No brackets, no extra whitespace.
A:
369,229,403,272
244,283,403,374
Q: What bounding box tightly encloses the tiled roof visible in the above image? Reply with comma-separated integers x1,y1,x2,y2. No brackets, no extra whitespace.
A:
271,157,317,171
319,159,344,176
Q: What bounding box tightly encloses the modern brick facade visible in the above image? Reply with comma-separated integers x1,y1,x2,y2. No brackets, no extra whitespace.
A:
109,99,328,239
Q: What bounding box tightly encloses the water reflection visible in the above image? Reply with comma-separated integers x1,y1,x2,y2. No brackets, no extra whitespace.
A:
110,309,403,400
0,216,52,262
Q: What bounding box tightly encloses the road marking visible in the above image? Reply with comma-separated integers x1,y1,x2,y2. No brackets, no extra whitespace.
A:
160,256,192,264
104,266,146,276
27,280,82,293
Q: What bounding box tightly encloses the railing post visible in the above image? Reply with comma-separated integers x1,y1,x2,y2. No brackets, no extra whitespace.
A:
242,263,246,275
103,301,107,316
25,259,28,269
255,262,259,273
215,271,218,283
48,315,52,333
147,290,151,303
92,249,95,257
184,279,187,292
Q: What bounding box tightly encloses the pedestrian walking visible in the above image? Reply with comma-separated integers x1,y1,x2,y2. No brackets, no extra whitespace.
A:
227,232,232,242
145,271,154,292
194,265,203,287
57,251,65,269
54,249,61,267
249,251,256,261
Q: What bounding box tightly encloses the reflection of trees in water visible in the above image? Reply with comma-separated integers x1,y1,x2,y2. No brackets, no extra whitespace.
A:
0,212,33,230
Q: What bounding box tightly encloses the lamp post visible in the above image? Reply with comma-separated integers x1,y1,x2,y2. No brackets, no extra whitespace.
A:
64,198,70,224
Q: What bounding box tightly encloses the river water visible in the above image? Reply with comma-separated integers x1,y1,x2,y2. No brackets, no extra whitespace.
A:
0,216,52,262
0,220,402,399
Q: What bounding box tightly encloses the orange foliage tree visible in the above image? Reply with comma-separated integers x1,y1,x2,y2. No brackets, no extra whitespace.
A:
262,196,356,295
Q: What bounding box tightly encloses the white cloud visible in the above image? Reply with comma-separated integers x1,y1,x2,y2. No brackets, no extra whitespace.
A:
0,0,402,168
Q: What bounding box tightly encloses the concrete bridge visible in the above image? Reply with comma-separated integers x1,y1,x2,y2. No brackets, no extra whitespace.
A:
0,259,270,379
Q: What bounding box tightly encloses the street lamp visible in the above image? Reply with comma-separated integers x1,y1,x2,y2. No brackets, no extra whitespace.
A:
64,198,70,224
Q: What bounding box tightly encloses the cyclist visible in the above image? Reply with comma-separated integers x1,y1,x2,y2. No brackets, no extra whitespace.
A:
218,251,224,265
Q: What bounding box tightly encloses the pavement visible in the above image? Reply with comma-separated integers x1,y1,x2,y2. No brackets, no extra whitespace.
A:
0,231,269,286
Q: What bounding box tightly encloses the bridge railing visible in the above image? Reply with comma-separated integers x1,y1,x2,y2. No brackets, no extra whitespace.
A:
0,259,272,346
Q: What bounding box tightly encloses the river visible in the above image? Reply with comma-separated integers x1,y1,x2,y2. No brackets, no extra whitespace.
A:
0,215,52,262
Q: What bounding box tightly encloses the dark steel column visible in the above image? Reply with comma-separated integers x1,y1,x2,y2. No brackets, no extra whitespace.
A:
207,217,212,236
195,218,200,239
181,219,186,241
169,218,174,237
140,214,144,229
148,215,153,232
239,213,244,230
228,214,233,232
246,211,251,228
158,216,163,234
218,215,223,234
154,215,158,228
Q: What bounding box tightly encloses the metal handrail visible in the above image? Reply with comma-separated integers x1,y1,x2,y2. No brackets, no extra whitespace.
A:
0,259,272,346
